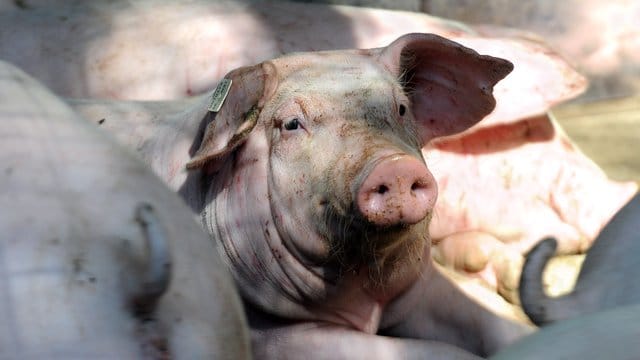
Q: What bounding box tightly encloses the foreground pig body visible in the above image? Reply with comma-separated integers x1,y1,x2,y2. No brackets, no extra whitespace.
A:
519,193,640,326
72,33,532,358
0,62,250,359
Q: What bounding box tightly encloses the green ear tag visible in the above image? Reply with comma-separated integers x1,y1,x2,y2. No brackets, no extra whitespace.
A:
208,78,232,113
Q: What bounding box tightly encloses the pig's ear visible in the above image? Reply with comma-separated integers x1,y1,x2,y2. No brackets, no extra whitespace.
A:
186,62,278,171
377,33,513,143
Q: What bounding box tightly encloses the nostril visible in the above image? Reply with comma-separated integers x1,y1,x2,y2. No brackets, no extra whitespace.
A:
377,185,389,194
411,180,427,192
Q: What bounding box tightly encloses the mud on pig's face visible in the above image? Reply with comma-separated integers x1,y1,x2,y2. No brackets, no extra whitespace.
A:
187,33,513,295
263,54,435,280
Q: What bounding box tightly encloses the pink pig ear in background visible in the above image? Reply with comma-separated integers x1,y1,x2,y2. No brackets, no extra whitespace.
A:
186,62,278,171
377,33,513,144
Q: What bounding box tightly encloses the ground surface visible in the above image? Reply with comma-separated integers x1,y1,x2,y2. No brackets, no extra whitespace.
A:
554,96,640,184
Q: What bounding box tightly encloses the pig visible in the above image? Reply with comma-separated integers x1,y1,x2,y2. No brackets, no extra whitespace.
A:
0,61,250,359
66,32,535,358
1,1,635,303
490,303,640,360
519,193,640,326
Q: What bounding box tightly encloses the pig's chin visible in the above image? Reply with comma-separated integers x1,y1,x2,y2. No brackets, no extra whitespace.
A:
320,206,431,288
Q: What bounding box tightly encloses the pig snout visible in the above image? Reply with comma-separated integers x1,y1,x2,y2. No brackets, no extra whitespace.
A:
356,154,436,227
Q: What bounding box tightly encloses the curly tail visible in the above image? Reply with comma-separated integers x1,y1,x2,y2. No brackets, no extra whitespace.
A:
519,237,559,326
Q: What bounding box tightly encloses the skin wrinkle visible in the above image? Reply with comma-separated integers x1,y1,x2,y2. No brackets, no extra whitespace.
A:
265,187,326,304
267,103,346,302
273,119,351,277
270,173,332,294
205,151,279,302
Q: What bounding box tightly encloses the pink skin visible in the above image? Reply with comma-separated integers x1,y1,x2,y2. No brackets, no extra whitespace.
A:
357,154,437,227
68,34,532,358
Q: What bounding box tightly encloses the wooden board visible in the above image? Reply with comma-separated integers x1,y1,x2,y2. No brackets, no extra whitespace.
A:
553,96,640,183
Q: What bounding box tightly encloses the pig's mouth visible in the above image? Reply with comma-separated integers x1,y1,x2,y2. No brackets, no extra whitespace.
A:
319,201,430,286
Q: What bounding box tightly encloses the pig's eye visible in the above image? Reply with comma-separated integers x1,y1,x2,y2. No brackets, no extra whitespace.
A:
284,118,301,131
398,104,406,116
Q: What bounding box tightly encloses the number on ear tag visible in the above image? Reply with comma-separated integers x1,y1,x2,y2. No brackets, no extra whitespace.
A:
208,78,232,113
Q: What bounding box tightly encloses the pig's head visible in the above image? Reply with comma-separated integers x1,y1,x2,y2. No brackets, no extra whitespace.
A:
186,33,512,321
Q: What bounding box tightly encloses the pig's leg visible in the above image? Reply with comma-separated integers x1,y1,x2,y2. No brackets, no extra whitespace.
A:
250,323,482,359
433,231,525,304
383,264,534,356
433,232,502,274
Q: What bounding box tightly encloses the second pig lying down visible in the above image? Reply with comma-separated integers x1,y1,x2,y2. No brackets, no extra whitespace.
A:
68,33,533,358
